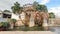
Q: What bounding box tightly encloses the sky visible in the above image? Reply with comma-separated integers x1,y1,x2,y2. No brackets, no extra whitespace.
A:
0,0,60,18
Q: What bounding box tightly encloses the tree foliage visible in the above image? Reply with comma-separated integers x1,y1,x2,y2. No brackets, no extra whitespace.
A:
11,19,17,23
10,19,17,27
33,1,48,12
1,22,10,28
11,2,21,14
49,12,55,18
36,5,48,12
33,1,39,9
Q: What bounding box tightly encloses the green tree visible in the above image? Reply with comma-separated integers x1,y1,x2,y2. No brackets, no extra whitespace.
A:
36,5,48,12
49,12,55,18
1,22,10,30
11,2,22,14
10,19,17,28
33,1,39,10
33,1,48,12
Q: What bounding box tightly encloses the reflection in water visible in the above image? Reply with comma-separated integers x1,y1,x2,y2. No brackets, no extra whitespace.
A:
54,27,60,34
49,26,60,34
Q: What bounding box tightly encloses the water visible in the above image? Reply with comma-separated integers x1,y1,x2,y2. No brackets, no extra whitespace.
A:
49,26,60,34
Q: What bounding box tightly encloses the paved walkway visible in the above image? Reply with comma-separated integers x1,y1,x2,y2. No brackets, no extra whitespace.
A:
0,31,55,34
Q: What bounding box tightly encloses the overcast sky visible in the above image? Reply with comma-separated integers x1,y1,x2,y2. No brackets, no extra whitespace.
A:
0,0,60,17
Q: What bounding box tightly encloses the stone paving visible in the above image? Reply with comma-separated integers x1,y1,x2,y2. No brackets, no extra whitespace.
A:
0,31,55,34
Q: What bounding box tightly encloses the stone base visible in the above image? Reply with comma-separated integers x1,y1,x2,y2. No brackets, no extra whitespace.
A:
29,22,35,27
15,19,24,26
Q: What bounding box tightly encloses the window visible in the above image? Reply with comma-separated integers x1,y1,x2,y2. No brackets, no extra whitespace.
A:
3,13,11,18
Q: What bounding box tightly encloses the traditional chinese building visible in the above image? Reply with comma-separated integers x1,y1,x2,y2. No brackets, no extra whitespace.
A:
0,10,12,22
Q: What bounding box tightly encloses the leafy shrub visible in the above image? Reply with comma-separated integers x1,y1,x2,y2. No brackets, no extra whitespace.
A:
10,19,17,23
0,23,3,27
1,22,10,28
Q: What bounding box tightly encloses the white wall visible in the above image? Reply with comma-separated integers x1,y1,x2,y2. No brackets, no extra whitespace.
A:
11,12,25,20
11,13,20,20
0,13,2,18
20,12,25,20
0,11,2,18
